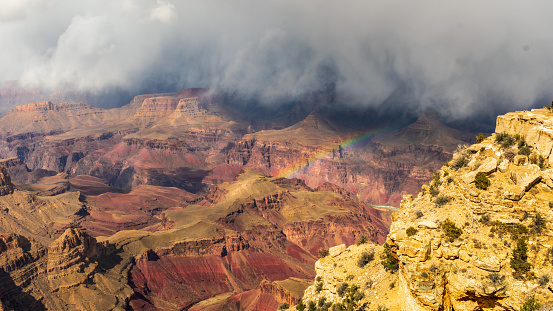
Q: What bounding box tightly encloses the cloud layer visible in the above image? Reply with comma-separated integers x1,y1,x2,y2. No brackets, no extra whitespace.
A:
1,0,553,118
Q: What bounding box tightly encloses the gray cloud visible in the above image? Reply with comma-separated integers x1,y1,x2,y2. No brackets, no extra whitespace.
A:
1,0,553,118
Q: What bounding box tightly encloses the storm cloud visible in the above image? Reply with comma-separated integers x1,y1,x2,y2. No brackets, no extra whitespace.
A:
1,0,553,119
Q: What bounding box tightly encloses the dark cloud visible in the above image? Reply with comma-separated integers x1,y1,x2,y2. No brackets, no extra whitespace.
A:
1,0,553,119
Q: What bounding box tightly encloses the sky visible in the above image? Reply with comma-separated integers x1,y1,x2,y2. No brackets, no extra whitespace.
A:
1,0,553,120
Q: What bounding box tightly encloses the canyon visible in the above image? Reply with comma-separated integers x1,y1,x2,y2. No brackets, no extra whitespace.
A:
0,88,473,310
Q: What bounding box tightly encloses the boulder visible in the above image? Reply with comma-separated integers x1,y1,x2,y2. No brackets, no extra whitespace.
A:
510,164,541,191
418,220,438,229
328,244,346,257
514,155,528,166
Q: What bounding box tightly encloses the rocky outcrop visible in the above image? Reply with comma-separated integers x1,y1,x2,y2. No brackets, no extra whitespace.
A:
295,109,553,310
496,109,553,162
0,164,14,196
47,228,114,292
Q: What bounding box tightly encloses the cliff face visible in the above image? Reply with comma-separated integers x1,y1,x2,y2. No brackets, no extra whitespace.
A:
295,108,553,310
227,112,463,207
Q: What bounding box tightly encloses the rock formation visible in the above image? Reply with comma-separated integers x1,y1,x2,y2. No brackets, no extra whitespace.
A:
294,108,553,310
0,164,14,196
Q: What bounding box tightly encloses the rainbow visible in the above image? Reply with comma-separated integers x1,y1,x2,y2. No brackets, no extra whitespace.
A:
276,121,409,179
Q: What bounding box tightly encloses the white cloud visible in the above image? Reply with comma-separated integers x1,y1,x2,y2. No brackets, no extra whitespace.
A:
1,0,553,118
150,0,176,24
0,0,51,22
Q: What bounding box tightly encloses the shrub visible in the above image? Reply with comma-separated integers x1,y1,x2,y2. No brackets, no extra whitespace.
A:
531,212,546,234
519,145,532,156
315,281,323,293
480,214,491,224
487,272,505,287
476,133,484,143
336,282,348,297
380,243,399,273
474,172,490,190
539,155,547,169
451,155,469,170
278,303,289,310
377,306,390,311
415,210,424,218
511,238,532,278
316,276,322,282
429,186,440,197
496,132,516,148
318,297,331,311
442,219,463,242
308,301,316,311
538,274,550,286
333,284,364,311
406,226,418,236
435,195,452,207
318,248,329,258
521,295,541,311
357,249,375,268
297,300,306,311
504,148,517,161
356,235,368,245
490,221,528,240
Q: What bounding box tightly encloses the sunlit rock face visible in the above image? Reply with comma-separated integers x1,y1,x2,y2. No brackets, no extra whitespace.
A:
295,109,553,311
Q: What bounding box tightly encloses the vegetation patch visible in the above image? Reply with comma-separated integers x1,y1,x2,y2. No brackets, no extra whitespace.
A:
520,295,540,311
356,235,368,245
496,132,517,148
486,273,506,288
490,221,528,240
315,281,323,293
530,213,546,234
476,133,484,143
518,145,532,156
332,283,364,311
318,248,330,258
357,249,375,268
442,219,463,242
510,238,532,279
538,274,550,287
474,172,490,190
380,243,399,273
429,186,440,197
434,195,452,207
406,226,418,237
451,155,469,170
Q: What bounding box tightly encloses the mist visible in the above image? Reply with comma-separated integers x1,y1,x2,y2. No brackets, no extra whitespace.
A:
1,0,553,121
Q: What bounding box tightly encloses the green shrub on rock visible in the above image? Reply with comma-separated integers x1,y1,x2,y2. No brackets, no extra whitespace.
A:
496,132,516,148
520,295,540,311
442,219,463,242
357,249,375,268
518,145,531,156
406,226,418,237
434,195,452,207
380,243,399,273
510,238,532,279
474,172,490,190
